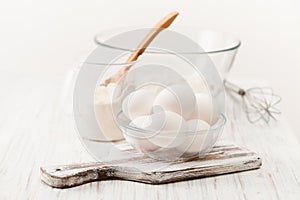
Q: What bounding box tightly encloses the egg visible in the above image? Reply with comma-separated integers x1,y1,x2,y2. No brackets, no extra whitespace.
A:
123,133,159,152
187,119,210,131
122,89,156,120
153,84,196,118
127,115,160,152
176,119,210,154
130,115,155,130
130,111,188,148
188,92,213,124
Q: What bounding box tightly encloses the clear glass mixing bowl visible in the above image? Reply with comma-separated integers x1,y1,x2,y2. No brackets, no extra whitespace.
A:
74,27,236,161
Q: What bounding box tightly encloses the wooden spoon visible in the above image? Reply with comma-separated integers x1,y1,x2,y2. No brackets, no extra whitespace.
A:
101,11,179,86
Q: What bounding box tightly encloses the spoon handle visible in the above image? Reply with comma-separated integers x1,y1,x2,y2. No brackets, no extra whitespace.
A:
101,11,179,86
126,11,179,62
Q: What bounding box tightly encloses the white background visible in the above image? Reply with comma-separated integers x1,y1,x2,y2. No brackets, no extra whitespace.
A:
0,0,299,139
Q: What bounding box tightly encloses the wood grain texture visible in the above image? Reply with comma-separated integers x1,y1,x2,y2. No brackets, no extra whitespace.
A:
40,143,261,188
1,71,300,199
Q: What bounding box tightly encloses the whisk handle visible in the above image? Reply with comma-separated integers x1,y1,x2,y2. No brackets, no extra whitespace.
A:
224,80,246,96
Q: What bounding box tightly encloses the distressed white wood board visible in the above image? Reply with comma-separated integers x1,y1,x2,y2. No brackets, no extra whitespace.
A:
40,142,261,188
1,71,300,199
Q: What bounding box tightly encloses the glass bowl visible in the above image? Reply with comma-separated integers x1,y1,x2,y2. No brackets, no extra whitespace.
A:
74,27,231,162
116,111,226,161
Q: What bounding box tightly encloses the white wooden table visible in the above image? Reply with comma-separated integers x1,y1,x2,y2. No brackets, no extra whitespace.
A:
1,71,300,199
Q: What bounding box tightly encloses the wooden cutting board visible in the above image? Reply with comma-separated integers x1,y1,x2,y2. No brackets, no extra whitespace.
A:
40,142,261,188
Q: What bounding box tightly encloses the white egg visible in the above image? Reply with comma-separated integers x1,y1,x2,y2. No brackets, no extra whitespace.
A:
188,119,210,131
177,119,210,154
127,115,160,152
130,111,188,148
123,134,159,152
122,89,156,120
153,84,196,118
188,92,213,124
130,115,155,130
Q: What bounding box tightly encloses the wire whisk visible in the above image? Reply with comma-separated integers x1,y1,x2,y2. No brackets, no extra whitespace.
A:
225,80,281,124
